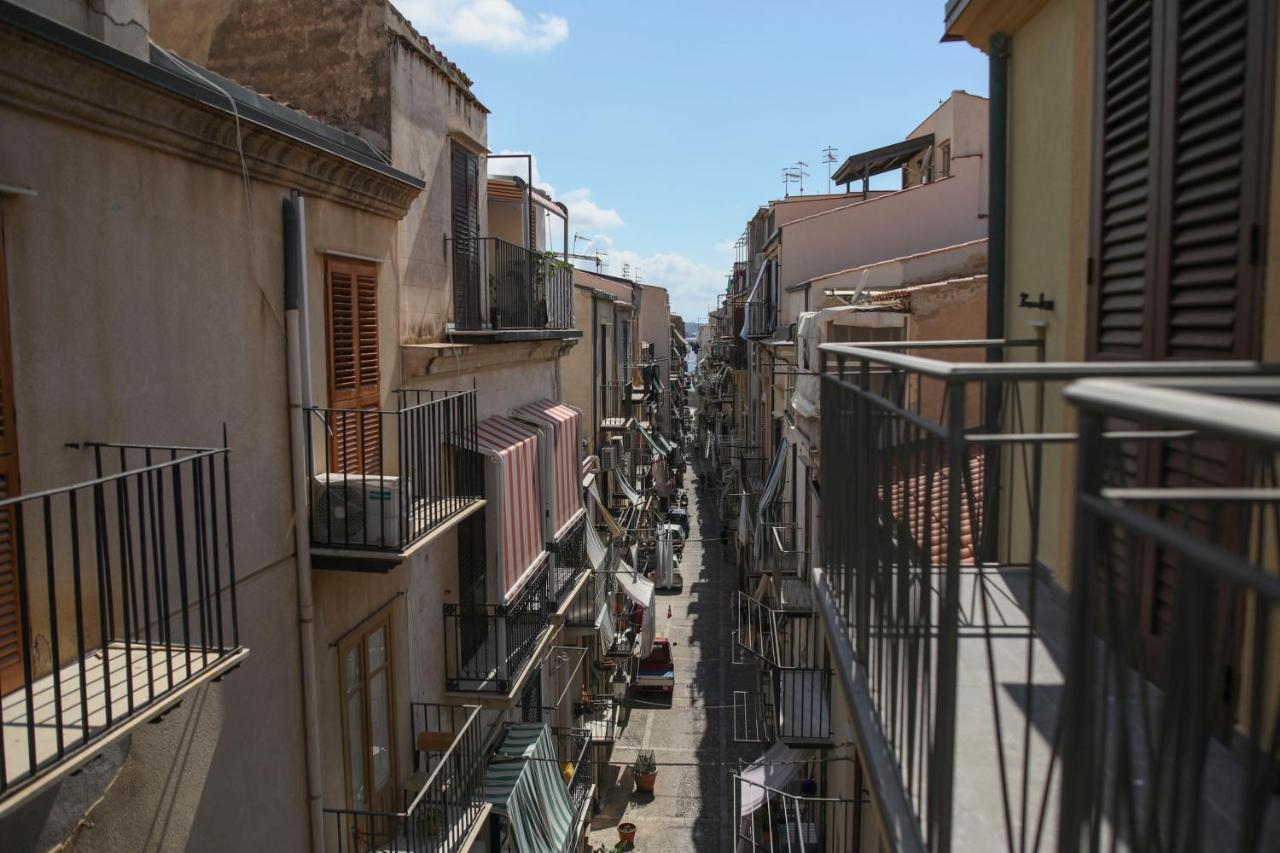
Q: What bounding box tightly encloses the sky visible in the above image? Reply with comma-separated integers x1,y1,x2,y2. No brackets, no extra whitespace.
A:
395,0,989,321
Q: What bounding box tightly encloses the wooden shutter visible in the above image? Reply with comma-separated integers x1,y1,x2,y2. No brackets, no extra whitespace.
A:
0,221,21,695
451,145,481,329
1089,0,1271,359
326,257,381,475
1087,0,1273,702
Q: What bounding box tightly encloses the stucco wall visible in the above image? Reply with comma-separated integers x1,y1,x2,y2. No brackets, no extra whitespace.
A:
779,157,988,292
561,285,599,430
0,77,405,849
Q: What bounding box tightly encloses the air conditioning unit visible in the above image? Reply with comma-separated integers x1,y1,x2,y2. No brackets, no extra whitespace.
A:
311,473,403,547
600,445,618,471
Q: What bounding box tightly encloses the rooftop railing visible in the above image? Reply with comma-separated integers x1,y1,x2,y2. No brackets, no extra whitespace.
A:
816,339,1275,852
1,442,244,807
306,390,482,554
326,703,487,853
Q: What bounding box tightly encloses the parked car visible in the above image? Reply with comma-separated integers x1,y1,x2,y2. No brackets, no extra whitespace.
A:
635,637,676,692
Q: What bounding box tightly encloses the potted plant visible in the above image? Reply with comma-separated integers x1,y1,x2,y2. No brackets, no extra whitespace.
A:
632,750,658,793
617,821,638,845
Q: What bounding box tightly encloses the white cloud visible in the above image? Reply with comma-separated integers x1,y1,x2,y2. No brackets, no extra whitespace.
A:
558,188,623,231
577,235,727,321
398,0,568,53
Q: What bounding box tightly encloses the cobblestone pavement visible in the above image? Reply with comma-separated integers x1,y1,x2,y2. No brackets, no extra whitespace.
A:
587,459,758,851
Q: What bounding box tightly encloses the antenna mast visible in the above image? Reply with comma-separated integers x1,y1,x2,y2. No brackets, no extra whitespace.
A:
822,146,839,193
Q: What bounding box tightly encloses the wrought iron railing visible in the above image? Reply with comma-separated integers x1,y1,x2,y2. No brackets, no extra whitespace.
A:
443,561,550,693
816,339,1274,852
549,513,587,607
1058,377,1280,852
326,703,487,853
746,294,777,339
0,442,243,804
454,237,573,332
565,544,613,628
732,772,862,852
305,390,481,553
552,726,593,817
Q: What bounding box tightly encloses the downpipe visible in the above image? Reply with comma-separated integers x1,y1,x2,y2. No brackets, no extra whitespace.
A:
283,193,325,853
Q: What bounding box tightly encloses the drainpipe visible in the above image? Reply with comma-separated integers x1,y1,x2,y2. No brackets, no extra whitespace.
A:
982,32,1011,565
590,296,599,443
283,194,325,853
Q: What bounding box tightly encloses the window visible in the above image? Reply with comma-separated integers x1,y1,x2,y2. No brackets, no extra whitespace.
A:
1089,0,1271,361
451,143,481,329
339,614,397,814
0,216,20,695
938,141,952,179
325,257,381,474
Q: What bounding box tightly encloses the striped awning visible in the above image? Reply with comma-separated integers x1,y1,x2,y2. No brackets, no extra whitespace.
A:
483,723,577,853
475,416,545,603
514,399,584,541
617,566,656,658
635,423,666,458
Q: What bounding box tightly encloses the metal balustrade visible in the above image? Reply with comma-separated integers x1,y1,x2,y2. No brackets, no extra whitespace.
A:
326,703,487,853
453,238,573,332
549,513,587,607
732,773,862,853
816,338,1273,852
443,561,550,693
0,442,245,806
1059,377,1280,852
305,390,482,553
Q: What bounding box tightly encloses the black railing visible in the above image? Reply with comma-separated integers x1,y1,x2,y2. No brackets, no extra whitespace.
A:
549,513,587,607
772,668,831,744
455,237,573,331
732,773,862,853
305,390,481,553
443,561,549,693
0,442,243,804
326,703,487,853
605,593,640,656
817,339,1273,852
577,695,616,743
1059,377,1280,852
746,296,776,339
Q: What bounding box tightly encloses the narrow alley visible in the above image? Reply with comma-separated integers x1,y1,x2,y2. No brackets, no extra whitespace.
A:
588,450,757,851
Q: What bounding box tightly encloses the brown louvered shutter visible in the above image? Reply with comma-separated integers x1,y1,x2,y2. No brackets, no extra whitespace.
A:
1087,0,1272,705
0,224,21,694
451,145,481,329
326,258,381,475
1088,0,1157,359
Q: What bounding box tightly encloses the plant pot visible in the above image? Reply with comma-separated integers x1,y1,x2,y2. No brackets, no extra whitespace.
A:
634,770,657,793
618,822,638,844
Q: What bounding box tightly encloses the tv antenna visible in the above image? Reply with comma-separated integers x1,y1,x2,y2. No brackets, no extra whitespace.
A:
622,263,632,280
792,160,810,195
781,166,800,197
822,146,839,193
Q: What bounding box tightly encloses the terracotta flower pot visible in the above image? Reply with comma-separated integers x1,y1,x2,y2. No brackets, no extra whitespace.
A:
618,822,638,844
634,770,657,793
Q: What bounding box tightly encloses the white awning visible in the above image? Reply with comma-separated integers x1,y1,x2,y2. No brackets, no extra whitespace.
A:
738,743,816,817
616,469,642,507
617,566,656,657
655,527,675,589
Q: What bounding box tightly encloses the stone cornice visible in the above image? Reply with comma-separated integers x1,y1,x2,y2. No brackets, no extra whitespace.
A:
0,23,422,219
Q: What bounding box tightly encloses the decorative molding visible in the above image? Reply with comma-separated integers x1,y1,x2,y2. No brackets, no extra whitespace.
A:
0,26,421,219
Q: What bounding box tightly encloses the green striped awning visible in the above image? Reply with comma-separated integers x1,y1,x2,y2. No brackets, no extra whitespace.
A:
483,723,577,853
635,424,667,458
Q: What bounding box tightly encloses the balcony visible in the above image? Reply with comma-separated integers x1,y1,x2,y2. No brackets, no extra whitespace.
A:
483,722,593,849
548,513,588,610
1,443,246,812
453,237,573,334
305,390,482,561
1058,377,1280,851
326,703,489,853
732,757,862,853
443,561,551,694
745,293,777,340
814,339,1278,851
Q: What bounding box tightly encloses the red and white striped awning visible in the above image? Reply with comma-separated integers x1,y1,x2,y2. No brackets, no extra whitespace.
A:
512,399,583,541
475,416,545,603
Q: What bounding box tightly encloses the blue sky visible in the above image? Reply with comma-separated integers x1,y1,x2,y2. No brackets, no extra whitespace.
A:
396,0,989,320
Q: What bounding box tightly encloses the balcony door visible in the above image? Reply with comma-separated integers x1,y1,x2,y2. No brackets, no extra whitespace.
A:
0,217,20,695
325,257,381,475
1087,0,1273,714
339,614,398,817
